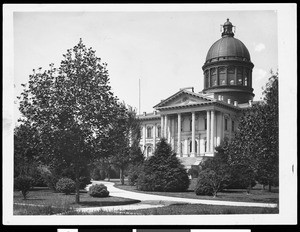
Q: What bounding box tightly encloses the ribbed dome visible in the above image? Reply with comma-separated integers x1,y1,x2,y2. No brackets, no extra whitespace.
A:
206,36,251,62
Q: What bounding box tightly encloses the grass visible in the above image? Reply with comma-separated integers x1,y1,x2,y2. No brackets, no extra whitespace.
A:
122,203,279,215
114,179,279,204
13,187,140,215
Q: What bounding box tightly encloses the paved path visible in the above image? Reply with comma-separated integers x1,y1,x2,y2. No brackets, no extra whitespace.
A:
77,181,278,213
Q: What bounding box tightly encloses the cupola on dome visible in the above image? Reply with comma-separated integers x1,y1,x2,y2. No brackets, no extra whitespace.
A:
205,19,251,63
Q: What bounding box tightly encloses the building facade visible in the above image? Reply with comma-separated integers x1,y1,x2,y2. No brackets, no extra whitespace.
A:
138,19,255,168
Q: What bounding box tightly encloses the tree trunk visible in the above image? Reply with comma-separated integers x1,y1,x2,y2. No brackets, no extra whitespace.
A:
75,172,80,204
268,180,272,192
120,168,125,185
107,166,111,181
247,180,252,195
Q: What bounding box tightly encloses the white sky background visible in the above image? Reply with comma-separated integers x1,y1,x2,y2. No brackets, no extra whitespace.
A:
13,9,278,121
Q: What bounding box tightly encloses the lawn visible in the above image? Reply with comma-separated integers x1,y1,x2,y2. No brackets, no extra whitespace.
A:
113,179,279,204
14,187,140,215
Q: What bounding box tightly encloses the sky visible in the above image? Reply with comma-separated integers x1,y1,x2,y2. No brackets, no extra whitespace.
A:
12,6,279,123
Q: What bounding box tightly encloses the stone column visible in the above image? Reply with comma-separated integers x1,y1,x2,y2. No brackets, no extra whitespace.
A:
153,124,156,152
143,124,146,152
161,116,164,138
165,115,168,141
206,110,211,152
168,117,171,144
191,112,196,157
177,113,181,155
210,110,215,152
184,139,188,157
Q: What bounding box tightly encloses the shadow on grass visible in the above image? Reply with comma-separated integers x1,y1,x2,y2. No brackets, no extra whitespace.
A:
76,199,141,207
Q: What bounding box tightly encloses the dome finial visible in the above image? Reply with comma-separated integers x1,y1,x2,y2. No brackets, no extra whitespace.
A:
222,18,234,37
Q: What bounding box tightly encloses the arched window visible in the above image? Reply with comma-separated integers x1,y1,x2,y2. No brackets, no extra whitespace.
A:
237,67,243,85
219,67,226,85
228,67,235,85
147,126,152,138
146,146,152,157
189,140,198,153
157,126,161,138
225,118,228,131
210,68,217,86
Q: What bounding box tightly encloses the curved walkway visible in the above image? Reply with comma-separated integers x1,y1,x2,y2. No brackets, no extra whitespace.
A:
77,181,278,213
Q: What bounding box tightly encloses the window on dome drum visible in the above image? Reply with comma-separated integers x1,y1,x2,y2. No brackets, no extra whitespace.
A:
225,118,228,131
147,127,152,138
210,68,217,86
219,67,226,85
244,69,249,86
205,70,209,88
237,67,243,85
228,67,235,85
232,120,235,132
157,126,161,138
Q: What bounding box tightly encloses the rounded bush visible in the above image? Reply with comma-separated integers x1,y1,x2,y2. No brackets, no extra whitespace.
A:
56,178,75,195
88,184,109,198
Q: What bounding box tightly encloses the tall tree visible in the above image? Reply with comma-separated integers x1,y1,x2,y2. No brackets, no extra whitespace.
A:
17,39,122,203
227,71,279,192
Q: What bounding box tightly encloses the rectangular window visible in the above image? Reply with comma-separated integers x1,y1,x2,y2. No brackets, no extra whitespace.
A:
219,67,226,85
204,118,207,130
232,120,235,132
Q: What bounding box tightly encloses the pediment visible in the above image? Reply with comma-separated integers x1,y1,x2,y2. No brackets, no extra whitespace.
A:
154,90,214,109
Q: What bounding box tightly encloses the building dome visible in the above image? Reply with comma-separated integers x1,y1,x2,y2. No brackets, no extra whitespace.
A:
202,19,254,104
205,37,251,63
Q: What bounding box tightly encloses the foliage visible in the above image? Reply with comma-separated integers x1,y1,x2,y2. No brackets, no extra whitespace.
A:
226,72,279,192
195,144,231,197
56,178,76,195
88,184,109,198
17,39,125,203
14,175,34,199
127,163,144,186
136,138,189,192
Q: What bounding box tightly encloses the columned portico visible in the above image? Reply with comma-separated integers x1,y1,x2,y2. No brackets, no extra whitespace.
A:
153,124,156,152
191,111,196,157
161,116,164,138
206,110,211,152
164,115,168,139
210,110,215,152
177,113,181,155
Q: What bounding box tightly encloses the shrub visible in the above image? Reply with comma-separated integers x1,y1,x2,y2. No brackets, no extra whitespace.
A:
14,175,34,199
56,178,76,195
128,164,144,186
194,169,215,196
136,138,189,192
88,184,109,198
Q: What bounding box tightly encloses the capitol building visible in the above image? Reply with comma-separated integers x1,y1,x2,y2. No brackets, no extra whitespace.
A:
138,19,256,168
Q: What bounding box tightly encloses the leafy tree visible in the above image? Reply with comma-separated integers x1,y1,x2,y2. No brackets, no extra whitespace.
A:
227,71,279,192
137,138,189,192
17,39,123,203
195,142,231,197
